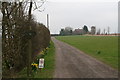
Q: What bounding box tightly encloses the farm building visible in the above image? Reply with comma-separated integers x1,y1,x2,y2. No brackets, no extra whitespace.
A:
73,29,83,35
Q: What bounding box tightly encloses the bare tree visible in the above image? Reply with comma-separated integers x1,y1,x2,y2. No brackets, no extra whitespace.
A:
107,26,110,35
1,0,50,78
103,28,106,35
97,28,101,35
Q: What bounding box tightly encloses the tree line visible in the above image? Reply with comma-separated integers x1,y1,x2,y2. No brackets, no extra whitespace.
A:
0,1,50,78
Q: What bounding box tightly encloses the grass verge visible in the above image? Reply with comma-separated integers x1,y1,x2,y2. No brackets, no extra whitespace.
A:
18,41,55,78
34,41,55,78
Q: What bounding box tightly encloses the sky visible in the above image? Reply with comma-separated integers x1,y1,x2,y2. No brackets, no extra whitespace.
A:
33,0,119,34
0,0,119,34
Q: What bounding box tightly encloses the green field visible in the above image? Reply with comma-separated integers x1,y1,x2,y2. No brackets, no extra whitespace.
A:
56,35,118,69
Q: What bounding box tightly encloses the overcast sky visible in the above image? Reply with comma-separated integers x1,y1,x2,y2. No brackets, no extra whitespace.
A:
0,0,119,34
33,0,119,34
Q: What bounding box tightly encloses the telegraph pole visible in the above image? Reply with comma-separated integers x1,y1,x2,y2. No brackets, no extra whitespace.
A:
47,14,49,29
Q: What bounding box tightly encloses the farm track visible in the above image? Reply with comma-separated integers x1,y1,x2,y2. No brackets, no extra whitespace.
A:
52,37,118,78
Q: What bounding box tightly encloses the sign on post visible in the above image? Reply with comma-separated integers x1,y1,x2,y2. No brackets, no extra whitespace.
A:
39,58,44,68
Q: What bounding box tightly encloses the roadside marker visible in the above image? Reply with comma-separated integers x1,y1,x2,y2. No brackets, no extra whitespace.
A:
39,58,44,68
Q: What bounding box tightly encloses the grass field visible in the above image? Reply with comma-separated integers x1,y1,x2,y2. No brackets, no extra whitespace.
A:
56,35,118,69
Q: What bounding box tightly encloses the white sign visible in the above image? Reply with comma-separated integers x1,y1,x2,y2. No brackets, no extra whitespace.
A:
39,58,44,68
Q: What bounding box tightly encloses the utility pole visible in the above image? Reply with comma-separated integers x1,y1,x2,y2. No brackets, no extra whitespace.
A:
47,14,49,29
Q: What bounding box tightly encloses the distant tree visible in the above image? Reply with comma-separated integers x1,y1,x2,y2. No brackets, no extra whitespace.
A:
60,29,65,36
83,25,89,34
65,27,73,31
97,28,101,35
70,30,73,35
60,27,73,35
64,27,73,35
103,28,106,35
107,27,110,35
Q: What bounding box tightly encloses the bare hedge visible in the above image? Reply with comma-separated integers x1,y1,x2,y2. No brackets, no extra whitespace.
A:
1,2,50,78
